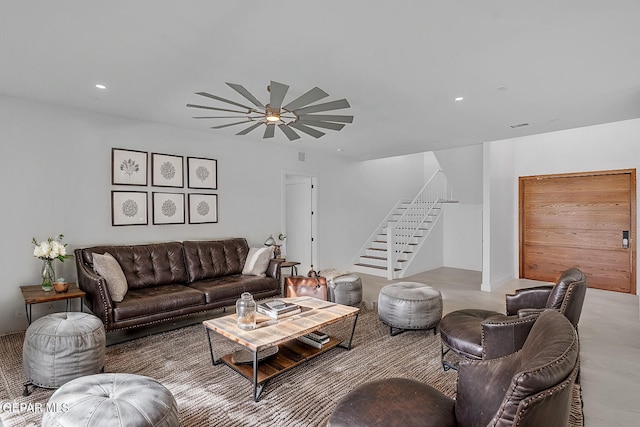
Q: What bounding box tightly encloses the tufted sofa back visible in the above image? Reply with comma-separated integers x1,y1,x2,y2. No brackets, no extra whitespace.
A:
81,242,188,289
183,238,249,282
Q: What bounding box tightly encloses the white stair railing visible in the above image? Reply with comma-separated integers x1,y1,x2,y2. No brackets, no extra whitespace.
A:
386,169,453,279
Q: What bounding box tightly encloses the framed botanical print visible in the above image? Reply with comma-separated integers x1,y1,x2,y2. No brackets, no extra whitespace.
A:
187,157,217,190
112,148,148,186
112,191,148,226
152,192,185,225
152,153,184,187
188,193,218,224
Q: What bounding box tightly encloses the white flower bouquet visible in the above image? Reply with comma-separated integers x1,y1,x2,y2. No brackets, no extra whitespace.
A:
32,234,67,262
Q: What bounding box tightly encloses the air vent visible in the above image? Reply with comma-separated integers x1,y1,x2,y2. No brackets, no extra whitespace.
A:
510,123,530,129
298,152,306,162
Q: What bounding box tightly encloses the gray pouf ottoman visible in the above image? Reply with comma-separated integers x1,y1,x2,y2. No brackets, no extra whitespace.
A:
328,274,363,307
23,312,105,393
42,373,179,427
378,282,442,336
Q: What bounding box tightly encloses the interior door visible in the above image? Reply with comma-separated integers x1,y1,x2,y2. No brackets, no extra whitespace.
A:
284,175,314,275
519,169,636,293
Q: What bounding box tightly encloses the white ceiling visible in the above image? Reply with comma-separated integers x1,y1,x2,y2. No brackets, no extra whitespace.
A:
2,1,639,160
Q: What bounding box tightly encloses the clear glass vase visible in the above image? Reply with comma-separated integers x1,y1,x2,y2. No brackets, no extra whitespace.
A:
42,259,55,291
236,292,256,330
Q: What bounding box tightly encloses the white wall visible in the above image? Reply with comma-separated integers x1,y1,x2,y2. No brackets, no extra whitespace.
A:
435,144,484,271
423,151,441,179
435,144,483,204
443,203,483,270
0,95,427,333
484,118,640,292
482,140,516,290
400,215,445,278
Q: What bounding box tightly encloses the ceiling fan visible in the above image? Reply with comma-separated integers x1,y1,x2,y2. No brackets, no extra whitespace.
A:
187,81,353,141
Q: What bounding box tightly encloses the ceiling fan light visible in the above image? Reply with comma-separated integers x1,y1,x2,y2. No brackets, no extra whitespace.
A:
265,105,281,122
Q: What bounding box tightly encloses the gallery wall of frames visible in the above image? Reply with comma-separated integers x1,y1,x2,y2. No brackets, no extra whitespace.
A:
111,148,218,226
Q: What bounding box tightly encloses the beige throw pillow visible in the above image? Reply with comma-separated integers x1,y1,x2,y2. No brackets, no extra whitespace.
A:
242,247,273,277
93,252,128,302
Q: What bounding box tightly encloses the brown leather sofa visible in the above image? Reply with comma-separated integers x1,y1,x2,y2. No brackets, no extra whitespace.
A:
328,309,580,427
75,238,282,331
439,267,587,369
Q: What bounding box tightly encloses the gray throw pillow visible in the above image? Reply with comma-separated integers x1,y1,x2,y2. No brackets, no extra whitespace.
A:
92,252,128,302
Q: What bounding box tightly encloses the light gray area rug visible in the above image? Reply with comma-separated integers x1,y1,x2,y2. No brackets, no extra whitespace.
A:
0,306,583,426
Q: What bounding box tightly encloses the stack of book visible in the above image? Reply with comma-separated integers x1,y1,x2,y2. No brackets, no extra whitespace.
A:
296,331,330,349
257,300,301,319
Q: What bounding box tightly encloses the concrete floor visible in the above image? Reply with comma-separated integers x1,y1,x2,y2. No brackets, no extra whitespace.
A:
360,267,640,427
105,267,640,426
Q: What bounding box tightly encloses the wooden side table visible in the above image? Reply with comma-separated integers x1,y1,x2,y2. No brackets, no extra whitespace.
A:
280,261,300,276
20,284,86,324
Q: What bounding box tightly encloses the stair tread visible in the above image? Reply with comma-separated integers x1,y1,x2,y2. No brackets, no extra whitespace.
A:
372,241,418,246
361,255,407,263
367,247,413,253
354,263,401,271
385,222,432,225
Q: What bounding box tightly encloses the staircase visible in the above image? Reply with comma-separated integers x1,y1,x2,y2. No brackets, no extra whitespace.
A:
352,170,457,279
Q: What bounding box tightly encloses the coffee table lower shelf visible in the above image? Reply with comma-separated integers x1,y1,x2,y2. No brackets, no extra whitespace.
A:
221,337,342,387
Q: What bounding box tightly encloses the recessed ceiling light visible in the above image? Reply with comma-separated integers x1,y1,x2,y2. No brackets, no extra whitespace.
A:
337,148,344,152
95,84,107,90
454,97,464,101
497,85,508,91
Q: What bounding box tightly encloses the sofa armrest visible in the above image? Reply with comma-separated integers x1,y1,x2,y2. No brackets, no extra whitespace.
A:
505,285,553,315
266,258,284,281
481,314,538,359
74,249,114,329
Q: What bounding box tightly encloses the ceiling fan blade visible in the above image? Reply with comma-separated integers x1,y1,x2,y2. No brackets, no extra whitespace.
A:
236,122,264,135
211,120,253,129
298,114,354,123
293,99,351,115
289,122,326,139
186,104,249,114
268,81,289,109
263,125,276,139
278,124,301,141
196,92,254,111
226,83,265,108
295,119,345,131
283,87,329,112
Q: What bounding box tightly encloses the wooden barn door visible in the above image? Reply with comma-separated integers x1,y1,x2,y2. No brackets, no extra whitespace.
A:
519,169,636,293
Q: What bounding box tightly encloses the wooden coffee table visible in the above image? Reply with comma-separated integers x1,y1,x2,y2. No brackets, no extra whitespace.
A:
203,297,359,401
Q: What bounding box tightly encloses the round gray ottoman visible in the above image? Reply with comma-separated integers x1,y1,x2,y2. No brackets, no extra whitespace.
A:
42,373,179,427
328,274,363,306
378,282,442,336
23,312,105,391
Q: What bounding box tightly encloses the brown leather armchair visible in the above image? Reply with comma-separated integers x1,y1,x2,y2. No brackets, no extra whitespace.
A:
328,309,580,427
439,268,587,369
